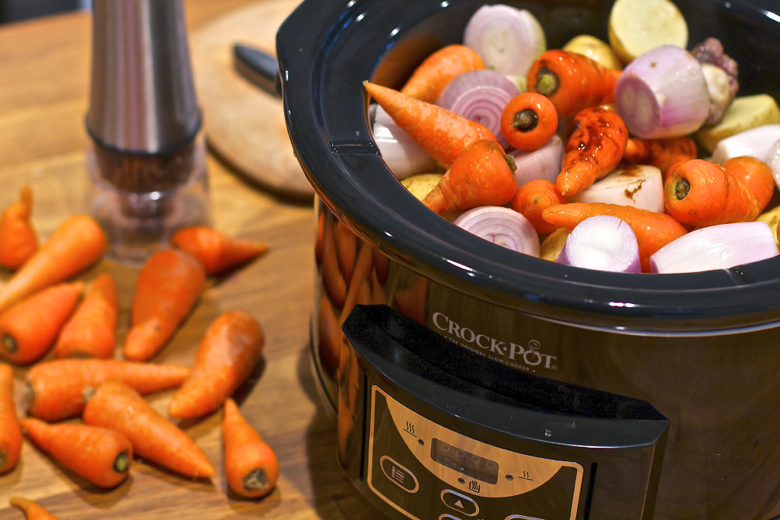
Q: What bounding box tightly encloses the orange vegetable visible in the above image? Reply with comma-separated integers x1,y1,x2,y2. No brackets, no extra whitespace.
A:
26,358,189,422
123,249,206,361
170,226,268,276
556,107,628,197
168,311,264,419
9,497,59,520
83,380,215,478
364,81,499,169
20,418,132,488
723,156,775,211
500,92,559,152
511,179,567,235
0,282,84,366
0,363,21,475
0,186,37,270
223,398,279,498
542,202,688,272
0,214,105,316
422,139,519,215
54,274,117,359
527,49,622,119
622,136,698,179
400,44,485,104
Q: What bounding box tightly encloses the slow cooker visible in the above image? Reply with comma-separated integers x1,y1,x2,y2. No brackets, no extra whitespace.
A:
275,0,780,518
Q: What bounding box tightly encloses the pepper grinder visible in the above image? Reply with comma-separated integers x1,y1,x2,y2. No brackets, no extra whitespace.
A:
85,0,210,264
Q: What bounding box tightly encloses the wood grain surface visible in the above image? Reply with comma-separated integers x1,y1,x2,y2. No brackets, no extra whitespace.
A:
0,1,379,518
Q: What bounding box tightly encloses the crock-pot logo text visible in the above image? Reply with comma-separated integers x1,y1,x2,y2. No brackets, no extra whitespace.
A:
432,312,557,372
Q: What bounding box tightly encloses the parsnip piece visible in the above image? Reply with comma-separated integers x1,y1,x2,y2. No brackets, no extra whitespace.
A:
540,227,571,262
563,35,623,70
694,94,780,153
756,205,780,249
401,173,444,201
608,0,688,64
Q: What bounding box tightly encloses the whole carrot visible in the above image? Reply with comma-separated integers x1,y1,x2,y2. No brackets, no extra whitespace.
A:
170,226,268,276
622,136,698,179
0,363,21,475
54,274,117,359
422,139,519,215
222,398,279,499
0,186,37,270
0,215,105,316
511,179,567,235
83,380,215,478
26,358,189,422
0,282,84,366
542,202,688,272
168,311,264,420
500,92,559,152
400,44,485,103
123,249,206,361
20,418,132,488
527,49,622,119
556,107,628,197
9,497,59,520
364,81,499,169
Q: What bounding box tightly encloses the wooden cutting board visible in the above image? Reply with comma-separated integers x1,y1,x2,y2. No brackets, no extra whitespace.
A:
190,0,313,198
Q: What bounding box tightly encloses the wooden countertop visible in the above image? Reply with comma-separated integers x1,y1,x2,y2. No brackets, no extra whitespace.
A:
0,1,378,518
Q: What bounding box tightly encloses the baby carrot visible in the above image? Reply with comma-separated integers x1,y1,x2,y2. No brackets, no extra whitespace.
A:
527,49,622,119
26,358,189,422
0,215,105,316
170,226,268,276
422,139,519,215
400,44,485,103
123,249,206,361
0,363,21,475
54,274,117,359
556,107,628,197
542,202,688,272
223,398,279,499
500,92,559,152
8,497,59,520
622,136,698,179
0,282,84,366
723,156,775,212
83,380,215,478
0,186,37,271
511,179,567,235
168,311,264,420
364,81,499,169
20,418,132,488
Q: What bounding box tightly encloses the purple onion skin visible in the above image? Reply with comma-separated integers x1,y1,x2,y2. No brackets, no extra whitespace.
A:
454,206,540,257
436,70,520,110
508,135,564,185
556,215,641,273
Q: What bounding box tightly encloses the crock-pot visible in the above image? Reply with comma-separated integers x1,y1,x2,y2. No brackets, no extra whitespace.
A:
275,0,780,518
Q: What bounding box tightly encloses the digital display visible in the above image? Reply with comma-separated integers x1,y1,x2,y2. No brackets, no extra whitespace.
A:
430,438,499,484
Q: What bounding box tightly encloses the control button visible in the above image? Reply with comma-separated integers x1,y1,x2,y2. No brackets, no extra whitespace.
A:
441,489,479,516
505,515,546,520
380,456,419,493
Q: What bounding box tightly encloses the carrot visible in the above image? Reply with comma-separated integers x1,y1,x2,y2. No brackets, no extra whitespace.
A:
664,158,771,227
0,363,21,475
500,92,559,152
723,156,775,212
222,398,279,499
168,311,264,419
8,497,59,520
20,418,132,488
123,249,206,361
526,49,622,119
511,179,568,235
54,274,117,359
82,380,215,478
400,44,485,104
364,81,499,169
170,226,268,276
0,215,105,316
422,139,519,215
0,186,37,271
542,202,688,272
0,282,84,366
622,136,698,179
26,358,189,422
556,107,628,197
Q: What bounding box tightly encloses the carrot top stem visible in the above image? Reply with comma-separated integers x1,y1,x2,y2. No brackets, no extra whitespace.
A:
244,468,269,492
511,110,538,132
535,67,558,96
2,336,17,354
674,179,691,200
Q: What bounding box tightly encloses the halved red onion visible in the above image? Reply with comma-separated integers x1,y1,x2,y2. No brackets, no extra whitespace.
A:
372,105,437,179
556,215,640,273
614,45,710,139
711,124,780,165
454,206,540,257
649,221,778,274
769,137,780,190
463,4,546,77
508,135,563,186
